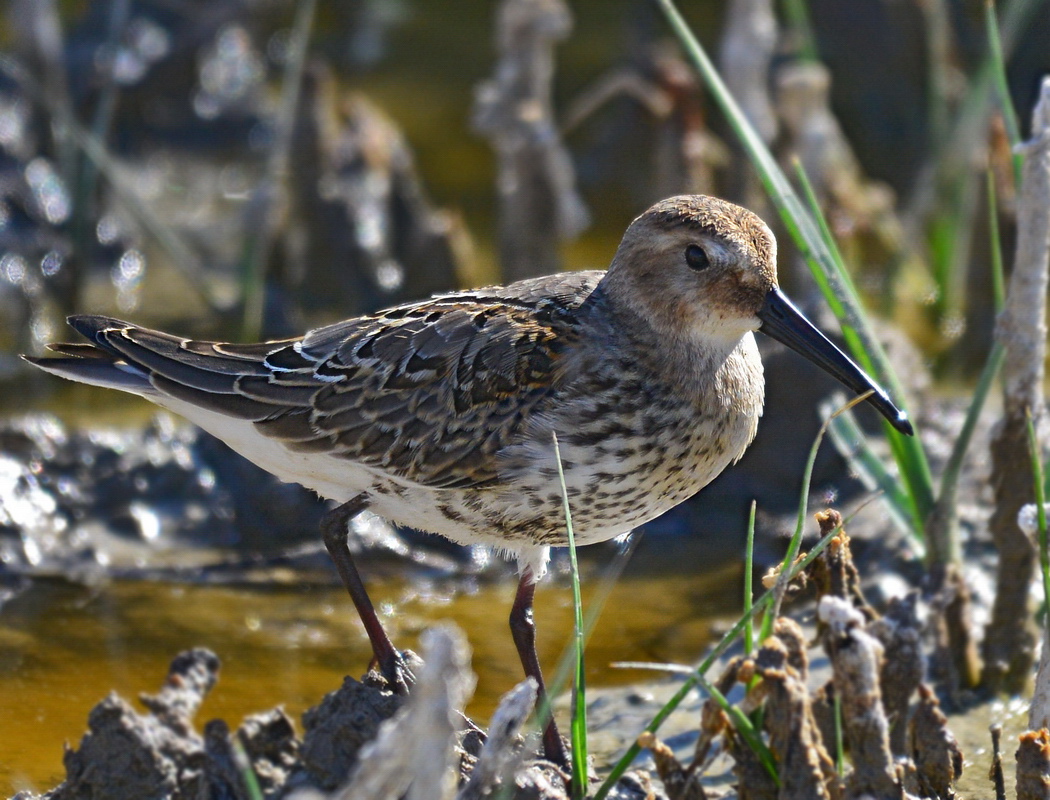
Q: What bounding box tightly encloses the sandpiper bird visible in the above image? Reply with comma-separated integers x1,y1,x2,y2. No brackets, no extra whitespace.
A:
26,195,911,765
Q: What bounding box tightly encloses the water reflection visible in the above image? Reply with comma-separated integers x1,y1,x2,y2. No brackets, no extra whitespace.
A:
194,25,266,120
111,17,171,86
24,159,70,226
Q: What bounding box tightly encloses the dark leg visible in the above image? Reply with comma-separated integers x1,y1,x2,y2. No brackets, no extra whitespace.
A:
510,569,570,767
321,494,413,694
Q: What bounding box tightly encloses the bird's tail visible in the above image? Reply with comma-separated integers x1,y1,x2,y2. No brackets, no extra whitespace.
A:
23,316,156,394
24,315,299,423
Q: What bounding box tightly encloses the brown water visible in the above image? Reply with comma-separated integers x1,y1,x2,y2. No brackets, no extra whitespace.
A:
0,557,741,795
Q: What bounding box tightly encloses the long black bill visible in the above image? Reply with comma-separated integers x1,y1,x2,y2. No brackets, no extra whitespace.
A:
757,287,914,436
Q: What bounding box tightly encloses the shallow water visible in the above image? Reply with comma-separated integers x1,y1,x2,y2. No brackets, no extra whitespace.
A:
0,557,741,795
950,695,1032,799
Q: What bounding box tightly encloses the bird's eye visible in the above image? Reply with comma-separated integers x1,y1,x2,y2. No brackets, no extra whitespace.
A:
685,244,710,271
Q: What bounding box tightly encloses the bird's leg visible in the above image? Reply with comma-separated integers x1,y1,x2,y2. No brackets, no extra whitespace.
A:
510,569,570,767
321,495,414,694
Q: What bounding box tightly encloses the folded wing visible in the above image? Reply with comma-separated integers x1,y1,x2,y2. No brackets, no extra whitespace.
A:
26,272,602,490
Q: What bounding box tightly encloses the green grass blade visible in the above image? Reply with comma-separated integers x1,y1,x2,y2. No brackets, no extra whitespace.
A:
928,167,982,329
924,0,952,145
1024,414,1050,616
792,160,935,532
780,0,819,62
232,736,265,800
882,423,934,536
926,171,1009,563
655,0,792,202
762,392,874,638
919,0,1040,325
593,507,857,800
788,159,876,377
823,403,921,545
697,673,780,787
834,691,845,776
930,341,1005,559
595,409,881,797
987,170,1007,314
744,500,756,655
985,0,1024,185
553,433,588,798
657,0,921,473
790,159,866,307
548,534,641,713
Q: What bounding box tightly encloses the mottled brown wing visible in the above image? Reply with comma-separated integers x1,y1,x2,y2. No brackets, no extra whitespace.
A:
248,273,603,488
39,274,602,490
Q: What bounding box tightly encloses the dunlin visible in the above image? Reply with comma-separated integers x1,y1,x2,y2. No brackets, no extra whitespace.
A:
26,195,911,765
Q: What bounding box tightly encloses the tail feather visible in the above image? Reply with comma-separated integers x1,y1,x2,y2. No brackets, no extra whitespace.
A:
67,315,134,358
47,342,116,359
67,314,127,338
26,315,296,421
22,353,154,394
99,331,245,394
67,314,275,397
151,374,275,420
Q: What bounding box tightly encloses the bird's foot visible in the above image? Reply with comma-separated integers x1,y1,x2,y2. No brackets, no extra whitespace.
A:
369,648,421,695
542,727,572,772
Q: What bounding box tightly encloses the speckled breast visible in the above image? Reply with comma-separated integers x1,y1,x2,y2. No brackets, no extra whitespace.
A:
470,334,766,547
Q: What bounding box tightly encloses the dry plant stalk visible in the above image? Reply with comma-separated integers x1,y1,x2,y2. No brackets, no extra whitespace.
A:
809,509,874,618
869,593,924,756
1016,728,1050,800
636,732,707,800
342,626,474,800
753,638,840,800
472,0,588,283
929,560,982,695
718,0,776,209
983,76,1050,694
808,510,923,756
908,684,963,798
773,616,810,678
990,724,1006,800
1031,619,1050,732
637,515,975,799
819,596,905,799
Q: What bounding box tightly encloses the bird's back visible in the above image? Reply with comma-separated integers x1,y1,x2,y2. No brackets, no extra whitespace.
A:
25,272,603,496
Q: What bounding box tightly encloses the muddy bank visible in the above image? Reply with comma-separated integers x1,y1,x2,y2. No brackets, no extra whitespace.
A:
0,412,486,587
9,636,658,800
14,509,1045,800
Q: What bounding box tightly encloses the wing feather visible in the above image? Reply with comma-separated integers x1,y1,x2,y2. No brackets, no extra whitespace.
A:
35,271,604,490
286,275,600,488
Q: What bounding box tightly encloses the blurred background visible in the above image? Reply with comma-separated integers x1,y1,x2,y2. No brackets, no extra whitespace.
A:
0,0,1048,794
